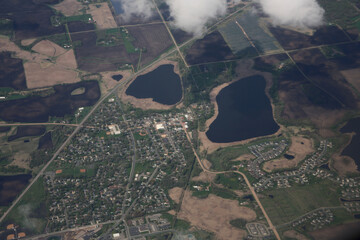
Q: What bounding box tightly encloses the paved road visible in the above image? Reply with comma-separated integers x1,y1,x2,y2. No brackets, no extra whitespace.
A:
0,123,80,127
0,1,261,235
180,122,282,240
0,35,190,223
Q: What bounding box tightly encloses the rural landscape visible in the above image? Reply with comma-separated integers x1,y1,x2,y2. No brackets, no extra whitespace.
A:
0,0,360,239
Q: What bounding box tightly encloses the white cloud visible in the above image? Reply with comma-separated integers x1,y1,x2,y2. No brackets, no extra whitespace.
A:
258,0,325,28
165,0,227,36
118,0,154,21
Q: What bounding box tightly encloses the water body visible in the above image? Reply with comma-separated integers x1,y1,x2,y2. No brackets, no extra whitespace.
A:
0,174,32,206
126,64,182,105
112,74,123,81
284,154,295,160
110,0,124,15
206,75,279,143
341,117,360,170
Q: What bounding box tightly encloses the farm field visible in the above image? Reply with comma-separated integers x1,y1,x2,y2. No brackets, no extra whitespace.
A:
261,180,341,226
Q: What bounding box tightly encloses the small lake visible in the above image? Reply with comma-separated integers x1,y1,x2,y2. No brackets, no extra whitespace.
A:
341,117,360,170
126,64,182,105
0,174,32,206
206,75,279,143
110,0,124,15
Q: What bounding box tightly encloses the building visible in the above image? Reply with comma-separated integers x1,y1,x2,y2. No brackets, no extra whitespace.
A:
108,124,121,135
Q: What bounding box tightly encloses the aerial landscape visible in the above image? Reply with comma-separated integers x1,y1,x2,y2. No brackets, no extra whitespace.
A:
0,0,360,239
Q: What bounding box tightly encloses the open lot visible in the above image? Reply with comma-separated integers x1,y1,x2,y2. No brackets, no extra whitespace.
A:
171,190,256,240
341,68,360,93
263,136,314,172
31,40,67,57
261,180,340,226
0,36,80,89
53,0,84,17
87,3,117,29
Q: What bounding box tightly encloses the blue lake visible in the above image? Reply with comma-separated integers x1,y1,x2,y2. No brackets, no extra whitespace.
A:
206,75,279,143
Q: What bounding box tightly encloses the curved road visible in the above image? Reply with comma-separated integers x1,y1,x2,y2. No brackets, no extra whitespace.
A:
181,122,281,240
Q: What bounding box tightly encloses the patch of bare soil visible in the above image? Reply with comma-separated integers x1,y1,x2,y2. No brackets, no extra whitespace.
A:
168,210,176,215
56,49,78,69
263,136,314,172
310,221,360,240
168,187,183,204
119,60,182,110
10,152,31,170
341,68,360,93
335,156,359,174
283,230,309,240
0,36,81,89
24,61,79,89
191,171,217,183
233,154,255,161
199,59,283,154
21,38,36,46
87,3,117,29
53,0,84,16
99,70,131,94
175,190,256,240
32,40,66,57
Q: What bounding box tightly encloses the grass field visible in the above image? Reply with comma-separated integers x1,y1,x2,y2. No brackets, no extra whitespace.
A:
4,177,47,234
318,0,359,28
261,180,341,225
207,145,250,171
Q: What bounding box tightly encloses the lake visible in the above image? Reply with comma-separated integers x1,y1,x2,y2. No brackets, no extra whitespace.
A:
126,64,182,105
206,75,279,143
0,174,32,206
341,117,360,170
109,0,124,15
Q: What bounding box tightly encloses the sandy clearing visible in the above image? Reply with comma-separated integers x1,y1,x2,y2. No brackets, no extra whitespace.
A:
10,152,31,170
87,3,117,29
191,171,217,182
119,59,183,110
341,68,360,93
283,230,309,240
99,70,132,94
0,36,81,89
53,0,84,16
175,190,256,240
56,49,78,69
24,62,80,89
199,60,283,154
0,36,40,61
21,38,36,46
233,153,255,161
168,187,183,204
32,40,67,57
167,210,176,215
263,136,314,172
332,133,359,175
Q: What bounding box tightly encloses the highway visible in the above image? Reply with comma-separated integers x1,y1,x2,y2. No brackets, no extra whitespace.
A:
0,1,267,237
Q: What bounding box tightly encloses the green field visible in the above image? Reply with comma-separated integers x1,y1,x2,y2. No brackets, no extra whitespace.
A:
207,145,249,171
214,173,243,190
4,177,47,234
261,180,341,225
318,0,359,28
